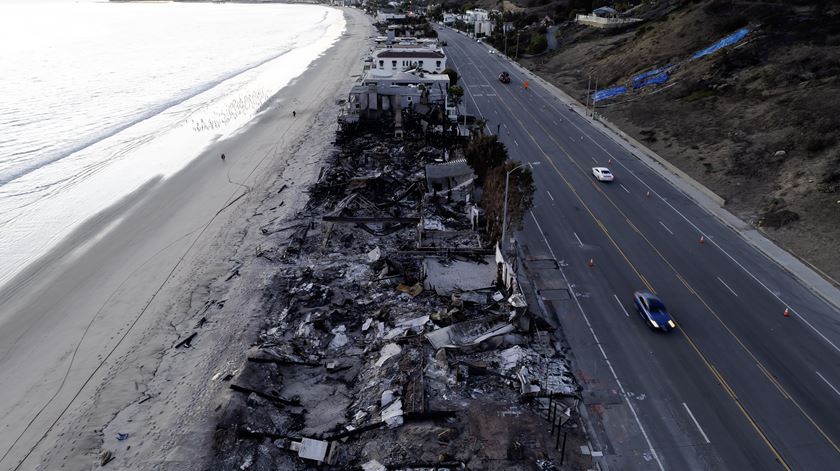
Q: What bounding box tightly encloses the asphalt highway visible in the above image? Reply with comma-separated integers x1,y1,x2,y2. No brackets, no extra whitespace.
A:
438,26,840,470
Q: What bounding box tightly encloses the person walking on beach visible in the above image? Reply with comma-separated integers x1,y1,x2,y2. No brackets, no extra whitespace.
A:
221,153,226,161
292,110,296,118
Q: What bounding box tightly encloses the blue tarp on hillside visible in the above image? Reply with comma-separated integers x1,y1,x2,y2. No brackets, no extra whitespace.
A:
692,27,750,60
592,86,627,103
632,65,673,88
637,71,670,88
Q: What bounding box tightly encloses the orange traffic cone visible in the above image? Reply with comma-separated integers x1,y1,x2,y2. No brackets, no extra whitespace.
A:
699,235,705,244
784,308,791,317
588,258,594,268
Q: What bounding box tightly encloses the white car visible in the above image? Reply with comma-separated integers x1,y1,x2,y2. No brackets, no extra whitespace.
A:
592,167,614,182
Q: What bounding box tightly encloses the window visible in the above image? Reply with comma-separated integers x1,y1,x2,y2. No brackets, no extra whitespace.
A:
436,61,442,68
418,60,424,67
648,298,666,312
379,60,384,68
392,60,397,68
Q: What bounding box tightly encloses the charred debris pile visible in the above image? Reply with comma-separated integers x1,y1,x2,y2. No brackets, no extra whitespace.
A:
211,122,588,470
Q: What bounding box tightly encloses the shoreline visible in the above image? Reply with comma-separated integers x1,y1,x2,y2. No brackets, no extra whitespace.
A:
0,8,372,470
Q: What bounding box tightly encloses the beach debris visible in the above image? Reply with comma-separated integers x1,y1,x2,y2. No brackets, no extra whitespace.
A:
381,389,397,408
425,316,515,350
174,332,197,349
381,399,404,428
362,460,387,471
296,437,330,462
209,104,582,469
367,246,382,263
396,282,423,297
116,433,129,441
395,314,430,332
229,384,297,406
99,449,114,466
329,325,349,349
375,343,402,367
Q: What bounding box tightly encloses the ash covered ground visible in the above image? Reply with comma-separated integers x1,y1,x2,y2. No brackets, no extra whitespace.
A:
209,121,592,470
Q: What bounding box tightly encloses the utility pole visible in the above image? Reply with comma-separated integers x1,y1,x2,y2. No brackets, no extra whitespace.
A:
585,74,591,117
592,75,598,118
515,31,520,59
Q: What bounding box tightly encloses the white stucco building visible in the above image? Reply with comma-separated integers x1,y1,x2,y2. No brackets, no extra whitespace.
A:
372,48,447,73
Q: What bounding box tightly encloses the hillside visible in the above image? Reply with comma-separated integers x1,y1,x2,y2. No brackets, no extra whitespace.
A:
517,0,840,281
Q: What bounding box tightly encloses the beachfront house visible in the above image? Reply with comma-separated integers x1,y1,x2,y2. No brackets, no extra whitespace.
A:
340,68,451,135
372,48,447,74
376,10,407,24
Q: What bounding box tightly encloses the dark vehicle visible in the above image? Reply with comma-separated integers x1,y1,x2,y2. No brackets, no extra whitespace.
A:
633,291,677,332
498,71,511,84
441,40,447,46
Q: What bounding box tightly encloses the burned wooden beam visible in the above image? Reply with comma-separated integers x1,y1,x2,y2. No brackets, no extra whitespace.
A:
324,421,386,441
403,410,457,421
321,216,420,224
234,428,287,440
229,384,298,406
174,332,197,349
458,360,518,382
246,356,322,367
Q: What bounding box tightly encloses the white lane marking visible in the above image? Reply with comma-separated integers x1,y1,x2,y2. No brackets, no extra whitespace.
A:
620,183,630,193
682,403,711,444
514,139,519,147
539,93,840,355
546,190,554,201
816,371,840,398
658,221,674,235
574,232,583,248
717,277,738,297
591,156,598,163
613,294,630,317
449,36,840,362
553,120,558,125
529,211,665,471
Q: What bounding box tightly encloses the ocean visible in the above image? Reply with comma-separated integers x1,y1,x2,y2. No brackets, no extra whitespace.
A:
0,0,345,289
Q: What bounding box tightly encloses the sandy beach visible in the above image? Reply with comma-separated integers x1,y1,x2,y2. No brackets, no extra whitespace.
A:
0,8,371,470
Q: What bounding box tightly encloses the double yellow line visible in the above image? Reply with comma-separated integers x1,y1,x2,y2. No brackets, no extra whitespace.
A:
477,65,840,468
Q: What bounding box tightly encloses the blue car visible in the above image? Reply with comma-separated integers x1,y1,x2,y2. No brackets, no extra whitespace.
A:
633,291,676,332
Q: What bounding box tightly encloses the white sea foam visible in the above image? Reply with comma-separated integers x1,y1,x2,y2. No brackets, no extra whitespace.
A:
0,1,345,288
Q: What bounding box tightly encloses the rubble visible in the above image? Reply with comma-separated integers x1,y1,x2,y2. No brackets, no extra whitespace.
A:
210,98,586,469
